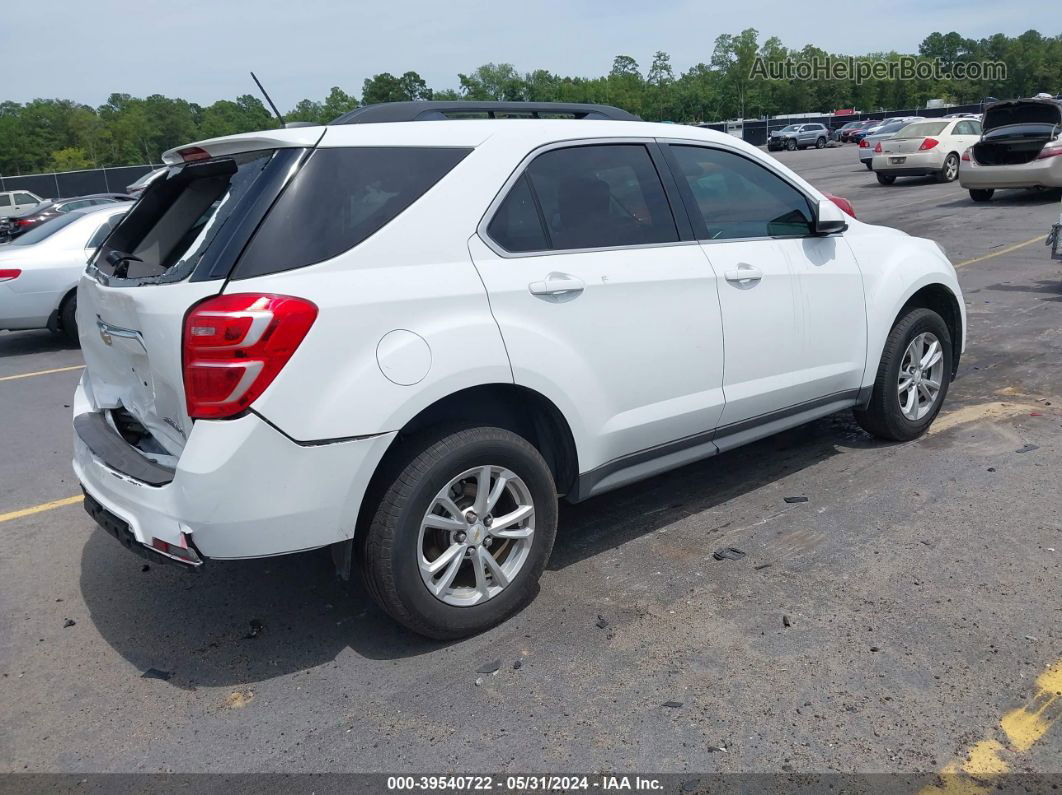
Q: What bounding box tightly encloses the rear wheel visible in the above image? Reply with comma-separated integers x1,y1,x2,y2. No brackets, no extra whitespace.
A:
937,153,959,183
855,308,952,442
59,293,79,346
969,188,994,202
877,173,896,185
358,426,558,639
816,137,826,149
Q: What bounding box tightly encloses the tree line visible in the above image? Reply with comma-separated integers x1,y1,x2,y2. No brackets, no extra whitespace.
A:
1,28,1058,176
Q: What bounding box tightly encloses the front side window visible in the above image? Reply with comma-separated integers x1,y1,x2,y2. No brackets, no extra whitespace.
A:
506,143,678,251
668,145,813,240
14,193,37,204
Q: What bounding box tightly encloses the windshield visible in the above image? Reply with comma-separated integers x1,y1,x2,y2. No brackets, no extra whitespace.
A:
897,121,948,138
9,213,80,245
779,125,800,132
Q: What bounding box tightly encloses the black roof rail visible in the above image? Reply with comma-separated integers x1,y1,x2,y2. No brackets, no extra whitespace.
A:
330,101,641,125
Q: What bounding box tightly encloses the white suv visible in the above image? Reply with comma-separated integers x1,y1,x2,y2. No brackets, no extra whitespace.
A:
73,102,966,638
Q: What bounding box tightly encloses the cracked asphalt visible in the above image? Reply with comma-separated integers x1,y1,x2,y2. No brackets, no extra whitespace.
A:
1,144,1060,777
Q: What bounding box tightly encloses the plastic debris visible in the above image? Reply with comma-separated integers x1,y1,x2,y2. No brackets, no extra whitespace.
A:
782,615,792,628
476,659,501,674
784,496,809,504
513,660,523,670
662,701,683,709
63,619,76,628
595,615,609,629
141,668,173,681
1015,444,1039,454
713,547,746,561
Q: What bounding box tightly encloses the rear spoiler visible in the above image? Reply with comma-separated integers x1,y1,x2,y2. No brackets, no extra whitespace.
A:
161,128,327,165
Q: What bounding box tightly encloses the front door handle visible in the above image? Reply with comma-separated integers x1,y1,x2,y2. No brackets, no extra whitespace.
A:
529,272,585,297
724,265,764,283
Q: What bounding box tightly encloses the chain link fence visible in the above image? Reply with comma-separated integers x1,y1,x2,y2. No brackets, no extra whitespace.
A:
0,164,162,200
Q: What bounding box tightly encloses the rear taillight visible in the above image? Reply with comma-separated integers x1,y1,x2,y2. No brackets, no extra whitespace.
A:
182,293,318,420
859,139,868,148
16,219,35,227
919,138,939,151
1036,144,1062,160
177,146,210,162
962,148,972,162
0,269,21,282
874,142,883,153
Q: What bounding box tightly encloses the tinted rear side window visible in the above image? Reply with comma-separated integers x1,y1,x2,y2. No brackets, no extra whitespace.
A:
521,144,677,251
486,174,548,252
234,146,471,279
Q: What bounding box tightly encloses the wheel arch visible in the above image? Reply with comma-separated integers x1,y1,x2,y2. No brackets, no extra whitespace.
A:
354,384,579,543
897,283,963,377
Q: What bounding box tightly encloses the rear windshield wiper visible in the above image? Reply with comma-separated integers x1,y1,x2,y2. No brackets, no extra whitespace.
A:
106,250,143,278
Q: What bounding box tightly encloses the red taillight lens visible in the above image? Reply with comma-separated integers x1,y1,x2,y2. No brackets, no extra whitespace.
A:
859,138,868,148
177,146,211,162
0,269,21,282
1036,144,1062,160
961,148,972,161
182,293,318,420
874,142,883,153
919,137,939,151
16,219,35,227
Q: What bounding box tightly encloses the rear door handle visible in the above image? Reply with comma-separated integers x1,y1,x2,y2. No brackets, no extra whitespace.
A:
724,265,764,283
529,272,585,297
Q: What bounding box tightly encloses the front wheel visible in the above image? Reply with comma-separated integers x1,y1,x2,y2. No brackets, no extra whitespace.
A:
969,188,994,202
854,308,952,441
786,139,797,151
877,173,896,185
358,426,558,639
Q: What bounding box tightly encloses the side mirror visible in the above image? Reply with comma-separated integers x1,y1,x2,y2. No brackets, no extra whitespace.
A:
814,198,848,235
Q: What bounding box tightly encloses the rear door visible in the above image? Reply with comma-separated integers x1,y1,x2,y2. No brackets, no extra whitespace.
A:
469,141,725,471
77,149,302,455
663,142,866,431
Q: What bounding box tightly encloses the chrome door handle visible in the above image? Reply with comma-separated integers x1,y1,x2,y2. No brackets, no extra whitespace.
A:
724,265,764,282
528,272,585,297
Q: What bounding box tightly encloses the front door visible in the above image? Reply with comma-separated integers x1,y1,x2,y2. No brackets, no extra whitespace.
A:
663,142,867,429
469,142,725,474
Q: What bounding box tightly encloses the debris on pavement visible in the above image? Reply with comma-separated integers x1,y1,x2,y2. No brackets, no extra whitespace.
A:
713,547,746,561
595,615,609,629
476,659,502,674
707,745,727,753
141,564,150,572
1015,443,1040,454
513,660,522,670
62,619,76,628
870,646,881,652
783,614,792,628
243,619,263,639
662,701,683,709
141,668,173,681
474,677,484,687
754,563,772,570
783,496,809,504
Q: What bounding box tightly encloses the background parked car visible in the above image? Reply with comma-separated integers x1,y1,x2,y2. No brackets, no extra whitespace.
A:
850,121,884,144
125,167,167,197
831,121,863,142
0,193,132,240
0,189,43,219
959,98,1062,202
858,117,924,169
768,122,830,150
0,203,130,343
872,118,983,185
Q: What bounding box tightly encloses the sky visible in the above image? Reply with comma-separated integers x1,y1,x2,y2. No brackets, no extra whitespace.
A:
1,0,1047,110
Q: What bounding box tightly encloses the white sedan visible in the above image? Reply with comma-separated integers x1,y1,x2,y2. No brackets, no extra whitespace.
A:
0,203,130,343
871,118,983,185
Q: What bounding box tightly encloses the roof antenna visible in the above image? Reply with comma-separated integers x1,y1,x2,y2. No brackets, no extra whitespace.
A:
251,71,285,126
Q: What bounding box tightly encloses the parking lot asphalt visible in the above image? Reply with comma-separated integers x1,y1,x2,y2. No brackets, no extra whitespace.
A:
1,144,1060,778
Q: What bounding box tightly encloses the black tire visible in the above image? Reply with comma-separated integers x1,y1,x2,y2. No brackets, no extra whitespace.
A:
854,307,952,442
937,153,959,183
358,426,558,639
816,137,826,149
969,188,994,202
864,160,874,170
59,293,79,346
876,173,896,185
786,139,797,151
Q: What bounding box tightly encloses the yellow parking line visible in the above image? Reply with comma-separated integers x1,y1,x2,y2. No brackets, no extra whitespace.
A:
0,364,85,382
954,235,1044,268
0,495,82,523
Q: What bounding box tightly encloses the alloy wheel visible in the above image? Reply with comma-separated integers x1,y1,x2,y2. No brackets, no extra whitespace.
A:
897,332,945,420
417,465,535,607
